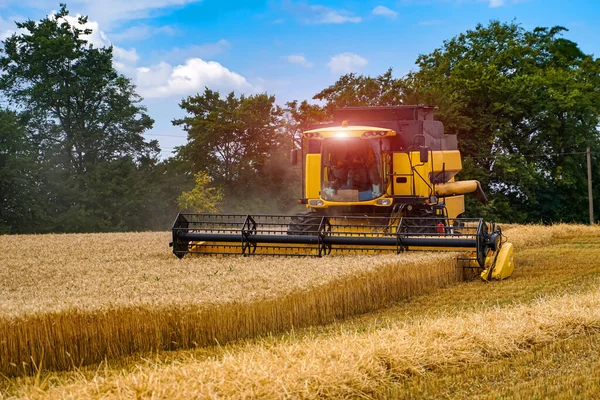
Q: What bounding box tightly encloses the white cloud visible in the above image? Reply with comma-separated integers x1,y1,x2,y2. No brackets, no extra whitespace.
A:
480,0,528,7
285,54,313,68
327,52,368,74
307,5,361,23
83,0,201,26
0,17,14,41
112,47,140,73
135,58,252,99
4,7,252,100
57,14,110,47
0,15,28,40
284,2,361,24
372,5,398,18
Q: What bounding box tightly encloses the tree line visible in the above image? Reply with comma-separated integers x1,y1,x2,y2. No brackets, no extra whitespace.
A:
1,5,599,234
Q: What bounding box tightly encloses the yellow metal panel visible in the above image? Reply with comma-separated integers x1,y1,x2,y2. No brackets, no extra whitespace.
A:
443,195,465,219
432,150,462,171
305,154,321,199
410,151,433,198
392,153,413,195
491,242,515,280
393,150,464,198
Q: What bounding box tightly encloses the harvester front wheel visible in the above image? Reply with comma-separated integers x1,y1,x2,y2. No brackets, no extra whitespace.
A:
287,212,322,235
401,207,447,235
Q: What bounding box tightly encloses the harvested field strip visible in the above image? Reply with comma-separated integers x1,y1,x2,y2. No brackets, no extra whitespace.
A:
390,330,600,399
0,253,458,376
18,283,600,400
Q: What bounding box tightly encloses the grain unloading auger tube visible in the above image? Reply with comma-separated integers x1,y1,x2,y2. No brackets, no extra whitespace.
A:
170,213,514,280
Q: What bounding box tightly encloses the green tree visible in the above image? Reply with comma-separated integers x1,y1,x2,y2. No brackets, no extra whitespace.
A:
293,22,600,223
173,88,290,212
0,5,168,233
177,171,223,213
313,68,404,115
0,110,48,233
282,100,329,147
0,4,157,174
173,89,281,185
404,21,600,223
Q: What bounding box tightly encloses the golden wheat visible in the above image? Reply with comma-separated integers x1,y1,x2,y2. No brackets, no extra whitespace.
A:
2,224,600,399
0,232,458,376
1,224,599,387
4,223,592,318
11,275,600,400
2,232,446,317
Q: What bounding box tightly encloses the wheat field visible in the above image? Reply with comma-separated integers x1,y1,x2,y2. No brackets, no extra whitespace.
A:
1,224,600,399
0,232,459,376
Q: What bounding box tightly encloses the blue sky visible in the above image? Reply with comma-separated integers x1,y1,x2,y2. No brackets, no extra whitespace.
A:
1,0,598,158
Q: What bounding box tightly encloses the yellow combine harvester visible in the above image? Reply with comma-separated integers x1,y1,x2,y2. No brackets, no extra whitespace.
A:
171,106,514,280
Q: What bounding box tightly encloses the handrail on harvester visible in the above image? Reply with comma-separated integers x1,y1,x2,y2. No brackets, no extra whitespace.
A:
169,213,502,268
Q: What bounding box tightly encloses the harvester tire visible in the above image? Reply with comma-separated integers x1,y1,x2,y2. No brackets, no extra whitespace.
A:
287,213,322,235
400,208,447,235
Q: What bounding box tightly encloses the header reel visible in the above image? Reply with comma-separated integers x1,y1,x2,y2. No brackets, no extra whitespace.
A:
170,213,514,280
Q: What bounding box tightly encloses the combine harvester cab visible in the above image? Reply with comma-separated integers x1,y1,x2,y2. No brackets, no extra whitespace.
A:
170,106,514,281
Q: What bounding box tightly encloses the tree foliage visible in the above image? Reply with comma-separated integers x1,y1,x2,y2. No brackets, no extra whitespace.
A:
404,21,600,222
0,110,47,233
177,172,223,213
2,13,599,232
0,5,178,233
172,88,302,213
0,4,157,174
173,88,281,185
313,68,404,115
299,21,600,223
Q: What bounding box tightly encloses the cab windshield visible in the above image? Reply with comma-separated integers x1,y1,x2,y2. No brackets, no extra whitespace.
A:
320,138,386,202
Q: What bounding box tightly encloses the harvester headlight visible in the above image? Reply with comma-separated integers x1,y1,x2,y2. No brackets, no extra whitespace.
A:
376,198,392,206
309,199,325,207
362,131,389,138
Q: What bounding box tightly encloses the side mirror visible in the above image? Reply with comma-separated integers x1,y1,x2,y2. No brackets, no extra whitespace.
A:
290,149,298,166
413,134,425,147
420,147,429,163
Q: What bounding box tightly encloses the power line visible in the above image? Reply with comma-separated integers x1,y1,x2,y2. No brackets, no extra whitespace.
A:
468,150,599,160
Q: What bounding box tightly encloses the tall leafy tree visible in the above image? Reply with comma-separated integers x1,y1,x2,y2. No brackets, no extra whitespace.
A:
398,21,600,222
282,100,328,148
173,88,281,188
0,5,167,233
172,88,311,213
0,4,157,174
405,21,600,222
289,21,600,222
